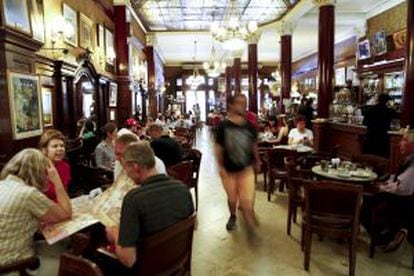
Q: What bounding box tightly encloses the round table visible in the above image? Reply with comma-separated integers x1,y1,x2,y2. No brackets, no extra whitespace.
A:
311,165,378,183
273,144,314,153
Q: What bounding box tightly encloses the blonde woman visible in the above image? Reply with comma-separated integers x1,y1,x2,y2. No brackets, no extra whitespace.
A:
0,148,72,266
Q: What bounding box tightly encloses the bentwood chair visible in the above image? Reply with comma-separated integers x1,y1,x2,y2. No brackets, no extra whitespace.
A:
302,180,363,276
0,257,40,276
185,149,202,210
58,253,103,276
137,214,196,276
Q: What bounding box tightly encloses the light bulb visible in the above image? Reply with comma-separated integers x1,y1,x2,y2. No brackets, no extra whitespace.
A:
248,21,258,32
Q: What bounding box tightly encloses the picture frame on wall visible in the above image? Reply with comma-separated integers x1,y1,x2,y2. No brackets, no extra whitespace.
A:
97,24,105,47
79,13,94,51
109,83,118,107
392,29,406,51
335,67,346,86
109,109,116,121
358,39,371,60
373,31,387,56
7,71,43,140
63,3,78,46
41,87,53,126
105,28,115,65
29,0,45,42
2,0,32,34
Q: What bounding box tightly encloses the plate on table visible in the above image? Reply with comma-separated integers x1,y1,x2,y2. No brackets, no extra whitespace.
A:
351,170,371,178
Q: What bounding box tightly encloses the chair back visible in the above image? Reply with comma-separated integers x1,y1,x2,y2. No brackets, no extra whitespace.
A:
58,253,103,276
167,161,193,188
175,127,191,138
0,257,40,275
304,180,362,232
266,148,298,171
352,154,389,177
137,214,196,276
187,149,202,188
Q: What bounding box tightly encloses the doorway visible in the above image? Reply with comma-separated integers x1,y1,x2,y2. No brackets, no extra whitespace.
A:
185,90,206,121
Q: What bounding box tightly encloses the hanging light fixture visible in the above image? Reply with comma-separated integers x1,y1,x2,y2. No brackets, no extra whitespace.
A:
210,0,258,51
203,40,226,78
187,40,205,90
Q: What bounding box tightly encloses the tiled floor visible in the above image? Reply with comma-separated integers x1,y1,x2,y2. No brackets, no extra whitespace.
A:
37,127,413,275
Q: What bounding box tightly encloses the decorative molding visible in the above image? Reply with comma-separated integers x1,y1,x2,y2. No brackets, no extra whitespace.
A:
277,21,296,36
231,49,244,59
146,33,156,47
247,32,261,44
313,0,336,7
366,0,405,20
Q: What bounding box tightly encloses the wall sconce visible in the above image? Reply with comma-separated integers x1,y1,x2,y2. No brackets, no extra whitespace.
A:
42,16,73,57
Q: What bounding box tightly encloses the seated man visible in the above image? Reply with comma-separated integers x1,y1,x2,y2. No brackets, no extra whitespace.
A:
361,130,414,252
148,124,182,167
288,116,314,147
104,142,194,272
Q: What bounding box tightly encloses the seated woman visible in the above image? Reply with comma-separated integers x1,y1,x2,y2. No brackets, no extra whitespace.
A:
0,149,72,266
288,116,314,147
95,123,117,170
39,129,71,201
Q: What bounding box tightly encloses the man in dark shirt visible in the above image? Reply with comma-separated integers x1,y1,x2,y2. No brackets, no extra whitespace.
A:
363,94,399,157
215,94,260,233
105,141,194,270
148,124,182,167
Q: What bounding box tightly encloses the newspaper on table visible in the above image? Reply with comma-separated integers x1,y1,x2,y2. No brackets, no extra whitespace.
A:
41,171,135,245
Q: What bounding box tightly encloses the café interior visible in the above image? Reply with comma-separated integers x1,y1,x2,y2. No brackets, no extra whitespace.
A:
1,0,414,275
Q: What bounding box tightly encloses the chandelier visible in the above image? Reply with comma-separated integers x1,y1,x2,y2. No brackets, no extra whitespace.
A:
187,41,205,90
203,41,226,78
210,0,258,51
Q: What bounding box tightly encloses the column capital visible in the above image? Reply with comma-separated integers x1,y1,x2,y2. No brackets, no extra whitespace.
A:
247,32,261,44
277,21,296,36
146,33,156,47
313,0,336,7
232,49,244,59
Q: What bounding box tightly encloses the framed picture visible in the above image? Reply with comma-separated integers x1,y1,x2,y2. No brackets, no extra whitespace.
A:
29,0,45,42
7,71,43,140
79,13,94,51
335,67,346,86
109,109,116,121
41,87,53,126
105,28,115,65
373,31,387,56
63,3,78,46
2,0,32,34
358,39,371,60
97,24,105,47
393,29,406,51
109,83,118,107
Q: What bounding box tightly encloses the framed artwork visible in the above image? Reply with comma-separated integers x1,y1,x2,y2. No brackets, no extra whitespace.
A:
109,83,118,107
63,3,78,46
7,71,43,140
105,28,115,65
2,0,32,34
79,13,94,51
373,31,387,56
393,29,406,51
335,67,346,86
358,39,371,60
109,109,116,121
97,24,105,47
41,87,53,126
29,0,45,42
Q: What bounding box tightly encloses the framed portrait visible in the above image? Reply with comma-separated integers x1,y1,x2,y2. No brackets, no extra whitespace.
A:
358,39,371,60
79,13,94,51
393,29,406,51
41,87,53,126
105,28,115,65
2,0,32,34
373,31,387,56
29,0,45,42
63,3,78,46
97,24,105,47
335,67,346,86
7,71,43,140
109,82,118,107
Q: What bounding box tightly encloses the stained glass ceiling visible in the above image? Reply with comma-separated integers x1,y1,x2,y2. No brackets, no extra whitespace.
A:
131,0,299,31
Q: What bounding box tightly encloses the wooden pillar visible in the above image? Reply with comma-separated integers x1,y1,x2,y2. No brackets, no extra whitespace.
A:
280,34,292,100
114,6,131,125
248,41,258,113
315,1,335,119
402,0,414,127
233,57,241,94
53,61,65,133
146,34,157,118
225,66,232,109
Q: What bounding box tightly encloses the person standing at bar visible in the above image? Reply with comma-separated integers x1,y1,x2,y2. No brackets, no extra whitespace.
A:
215,94,260,233
363,94,399,157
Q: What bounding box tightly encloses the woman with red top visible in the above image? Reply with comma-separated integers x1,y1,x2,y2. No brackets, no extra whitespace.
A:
39,129,71,201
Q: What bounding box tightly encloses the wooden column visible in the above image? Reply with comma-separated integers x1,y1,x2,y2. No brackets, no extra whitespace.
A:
402,0,414,127
233,57,241,94
248,42,258,113
280,35,292,101
316,1,335,118
145,35,157,118
114,6,131,125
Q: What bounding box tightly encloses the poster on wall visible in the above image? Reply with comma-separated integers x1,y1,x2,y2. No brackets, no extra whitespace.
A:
80,13,94,51
373,31,387,56
29,0,45,42
63,3,78,46
109,83,118,107
2,0,32,34
105,28,115,65
335,67,346,86
358,39,371,60
41,87,53,126
7,72,43,140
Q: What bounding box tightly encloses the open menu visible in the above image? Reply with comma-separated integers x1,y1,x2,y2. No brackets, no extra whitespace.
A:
41,172,135,245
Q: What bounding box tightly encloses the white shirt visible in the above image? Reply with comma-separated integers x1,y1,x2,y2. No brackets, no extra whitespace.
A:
288,128,314,145
382,155,414,196
113,157,167,180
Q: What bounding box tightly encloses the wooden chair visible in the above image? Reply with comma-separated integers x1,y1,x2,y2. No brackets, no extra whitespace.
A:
352,154,390,180
58,253,103,276
302,180,363,276
255,147,268,191
0,257,40,276
168,161,193,188
175,127,191,138
185,149,202,210
266,148,298,201
137,214,196,276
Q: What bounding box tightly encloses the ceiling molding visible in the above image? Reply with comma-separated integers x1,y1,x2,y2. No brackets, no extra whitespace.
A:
126,4,148,34
366,0,405,19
